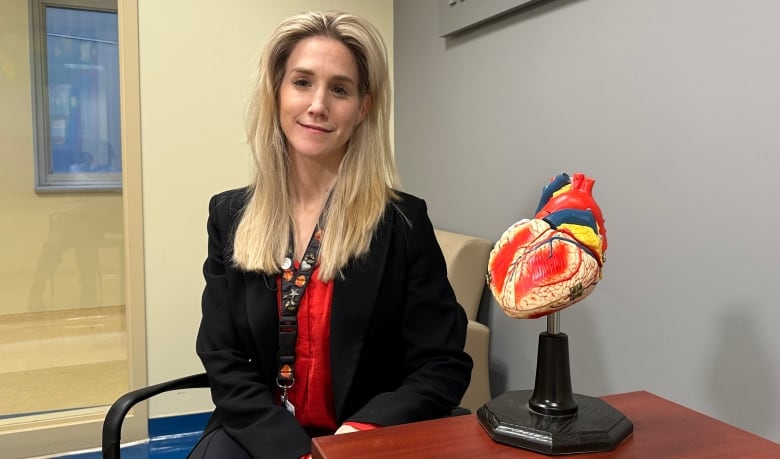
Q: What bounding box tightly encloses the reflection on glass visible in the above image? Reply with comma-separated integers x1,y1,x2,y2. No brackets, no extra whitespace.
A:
45,7,121,176
0,200,127,418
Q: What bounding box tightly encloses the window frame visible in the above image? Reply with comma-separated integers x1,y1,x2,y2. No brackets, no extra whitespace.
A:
29,0,121,193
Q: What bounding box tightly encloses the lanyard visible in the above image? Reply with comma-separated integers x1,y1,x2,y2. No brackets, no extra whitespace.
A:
276,224,323,407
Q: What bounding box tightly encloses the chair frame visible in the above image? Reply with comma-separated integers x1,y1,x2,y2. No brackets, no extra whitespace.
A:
101,373,208,459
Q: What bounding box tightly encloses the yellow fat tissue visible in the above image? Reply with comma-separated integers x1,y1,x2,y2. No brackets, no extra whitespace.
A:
558,223,603,263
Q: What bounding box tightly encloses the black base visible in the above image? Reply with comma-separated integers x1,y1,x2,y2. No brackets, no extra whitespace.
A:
477,390,633,455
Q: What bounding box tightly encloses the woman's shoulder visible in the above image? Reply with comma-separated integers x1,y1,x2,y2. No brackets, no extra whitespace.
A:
389,189,426,212
383,189,433,232
211,186,250,206
209,186,251,221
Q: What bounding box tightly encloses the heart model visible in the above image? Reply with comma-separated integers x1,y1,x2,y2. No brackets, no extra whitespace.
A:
487,172,607,319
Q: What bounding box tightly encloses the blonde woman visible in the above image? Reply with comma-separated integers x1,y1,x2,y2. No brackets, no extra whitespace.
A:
191,11,472,459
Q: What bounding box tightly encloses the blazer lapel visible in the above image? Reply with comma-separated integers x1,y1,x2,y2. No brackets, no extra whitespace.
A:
330,220,392,419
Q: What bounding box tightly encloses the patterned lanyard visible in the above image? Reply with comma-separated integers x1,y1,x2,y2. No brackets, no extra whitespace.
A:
276,221,324,408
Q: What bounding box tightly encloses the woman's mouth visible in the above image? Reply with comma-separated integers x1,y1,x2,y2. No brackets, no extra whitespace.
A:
299,122,332,133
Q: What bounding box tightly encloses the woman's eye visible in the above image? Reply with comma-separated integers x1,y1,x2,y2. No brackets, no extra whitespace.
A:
332,86,348,96
293,79,310,87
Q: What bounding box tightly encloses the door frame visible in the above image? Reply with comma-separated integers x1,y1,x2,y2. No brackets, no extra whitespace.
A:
0,0,147,456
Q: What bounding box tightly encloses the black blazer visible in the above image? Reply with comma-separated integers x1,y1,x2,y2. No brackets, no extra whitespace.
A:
196,188,472,458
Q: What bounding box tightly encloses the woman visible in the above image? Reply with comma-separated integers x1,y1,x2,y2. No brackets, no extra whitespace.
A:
190,10,472,459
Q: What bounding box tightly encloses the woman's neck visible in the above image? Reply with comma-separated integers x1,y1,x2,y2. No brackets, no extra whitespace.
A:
289,157,339,212
289,168,335,261
290,177,335,213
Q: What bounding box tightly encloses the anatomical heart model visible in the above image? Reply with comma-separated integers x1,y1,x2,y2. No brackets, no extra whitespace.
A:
487,172,607,319
478,172,632,455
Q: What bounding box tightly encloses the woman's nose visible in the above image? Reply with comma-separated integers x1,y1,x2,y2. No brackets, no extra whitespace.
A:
308,89,328,116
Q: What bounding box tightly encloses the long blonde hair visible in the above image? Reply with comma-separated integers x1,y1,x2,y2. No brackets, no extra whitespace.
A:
232,10,399,281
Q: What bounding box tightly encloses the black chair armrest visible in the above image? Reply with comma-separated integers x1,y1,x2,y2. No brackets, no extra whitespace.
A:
102,372,209,459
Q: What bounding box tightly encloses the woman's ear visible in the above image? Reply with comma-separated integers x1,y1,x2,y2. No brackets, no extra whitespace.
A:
358,94,372,124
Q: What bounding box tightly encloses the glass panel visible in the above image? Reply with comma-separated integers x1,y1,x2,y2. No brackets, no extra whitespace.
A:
35,5,122,191
0,200,127,418
0,0,127,427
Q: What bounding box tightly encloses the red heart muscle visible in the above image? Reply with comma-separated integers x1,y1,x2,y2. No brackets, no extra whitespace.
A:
488,218,601,319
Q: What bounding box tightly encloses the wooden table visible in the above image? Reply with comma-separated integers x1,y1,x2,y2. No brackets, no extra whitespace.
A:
312,391,780,458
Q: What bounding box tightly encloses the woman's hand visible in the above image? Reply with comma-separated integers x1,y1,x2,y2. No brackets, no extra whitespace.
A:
334,424,359,435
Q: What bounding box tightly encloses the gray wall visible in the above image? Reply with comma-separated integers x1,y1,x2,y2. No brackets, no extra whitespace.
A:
394,0,779,442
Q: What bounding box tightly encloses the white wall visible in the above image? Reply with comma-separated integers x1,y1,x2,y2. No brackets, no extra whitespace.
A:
394,0,779,442
137,0,393,418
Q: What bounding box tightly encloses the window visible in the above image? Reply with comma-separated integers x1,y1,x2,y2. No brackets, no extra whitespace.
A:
30,0,121,192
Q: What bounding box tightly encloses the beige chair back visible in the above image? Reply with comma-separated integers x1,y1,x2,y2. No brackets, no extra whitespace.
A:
434,229,491,320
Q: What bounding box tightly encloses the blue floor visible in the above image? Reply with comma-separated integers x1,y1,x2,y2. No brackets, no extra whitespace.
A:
62,413,208,459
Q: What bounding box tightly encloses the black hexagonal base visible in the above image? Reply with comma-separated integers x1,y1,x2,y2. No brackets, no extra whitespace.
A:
477,390,633,455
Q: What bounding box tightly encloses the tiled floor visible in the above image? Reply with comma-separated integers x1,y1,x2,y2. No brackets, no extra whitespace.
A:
0,306,128,416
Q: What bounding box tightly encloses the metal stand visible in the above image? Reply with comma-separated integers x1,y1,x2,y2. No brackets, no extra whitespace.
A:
477,312,633,455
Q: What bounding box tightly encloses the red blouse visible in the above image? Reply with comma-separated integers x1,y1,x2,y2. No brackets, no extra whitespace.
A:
277,263,337,432
277,264,378,459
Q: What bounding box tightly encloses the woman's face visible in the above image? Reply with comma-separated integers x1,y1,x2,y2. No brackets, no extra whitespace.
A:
279,35,370,167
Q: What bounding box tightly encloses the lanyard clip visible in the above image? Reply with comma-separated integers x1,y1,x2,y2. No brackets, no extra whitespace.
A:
277,374,294,406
